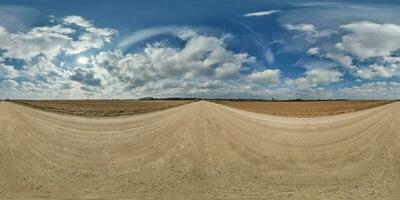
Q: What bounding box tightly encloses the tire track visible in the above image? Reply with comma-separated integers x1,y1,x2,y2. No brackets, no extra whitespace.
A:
1,101,400,199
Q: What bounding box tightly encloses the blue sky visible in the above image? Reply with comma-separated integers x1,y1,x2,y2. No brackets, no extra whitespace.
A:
1,0,400,99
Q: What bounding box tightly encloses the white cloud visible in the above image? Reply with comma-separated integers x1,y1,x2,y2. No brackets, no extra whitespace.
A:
340,81,400,99
285,23,316,33
303,68,343,85
64,16,115,55
282,21,400,82
383,56,400,64
243,10,281,17
280,23,336,54
20,81,35,90
197,80,224,90
278,3,400,30
336,21,400,60
248,69,280,83
287,68,343,88
354,63,400,80
0,63,19,78
21,56,70,82
76,56,89,65
0,25,73,60
0,15,118,99
0,15,115,61
325,52,353,68
5,11,399,99
63,15,92,28
0,16,267,99
307,47,320,55
92,31,255,91
1,79,19,88
284,23,334,40
118,26,180,49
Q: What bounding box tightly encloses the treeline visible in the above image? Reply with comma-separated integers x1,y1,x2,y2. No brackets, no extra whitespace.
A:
139,97,202,101
139,97,352,102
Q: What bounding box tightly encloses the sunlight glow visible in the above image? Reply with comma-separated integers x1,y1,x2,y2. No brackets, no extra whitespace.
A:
76,56,89,65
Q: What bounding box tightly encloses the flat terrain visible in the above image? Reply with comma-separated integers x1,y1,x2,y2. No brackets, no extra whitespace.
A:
14,100,193,117
1,101,400,199
213,100,394,117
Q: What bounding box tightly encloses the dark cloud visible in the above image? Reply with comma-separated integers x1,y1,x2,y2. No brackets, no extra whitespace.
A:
71,68,102,87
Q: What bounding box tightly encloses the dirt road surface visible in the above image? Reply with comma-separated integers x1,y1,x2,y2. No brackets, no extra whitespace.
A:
1,101,399,199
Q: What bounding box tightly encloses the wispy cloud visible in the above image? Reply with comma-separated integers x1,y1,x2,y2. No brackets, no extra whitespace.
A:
243,10,281,17
117,26,179,49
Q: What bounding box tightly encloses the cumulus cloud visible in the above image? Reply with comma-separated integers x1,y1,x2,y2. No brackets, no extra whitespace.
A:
324,52,353,68
248,69,280,83
326,21,400,80
340,81,400,99
282,21,400,82
243,10,281,17
1,79,19,88
71,68,103,87
354,64,400,80
383,56,400,64
92,31,255,90
0,25,73,60
336,21,400,60
0,15,119,98
0,63,19,78
21,56,70,82
4,11,398,99
0,15,115,61
287,68,343,88
282,20,400,82
20,81,35,90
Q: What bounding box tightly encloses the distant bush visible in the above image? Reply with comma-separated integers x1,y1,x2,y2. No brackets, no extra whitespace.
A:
139,97,155,100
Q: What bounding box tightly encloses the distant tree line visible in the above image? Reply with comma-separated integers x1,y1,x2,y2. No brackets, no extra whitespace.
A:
138,97,355,102
139,97,202,101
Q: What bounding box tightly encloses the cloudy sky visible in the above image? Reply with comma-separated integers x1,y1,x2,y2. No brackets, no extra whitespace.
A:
1,0,400,99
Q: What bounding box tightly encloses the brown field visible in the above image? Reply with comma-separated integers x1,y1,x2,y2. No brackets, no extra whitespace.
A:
1,100,400,199
14,100,194,117
213,100,394,117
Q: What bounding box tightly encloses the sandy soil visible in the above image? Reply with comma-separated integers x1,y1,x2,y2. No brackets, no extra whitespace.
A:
0,101,399,199
213,100,394,117
14,100,193,117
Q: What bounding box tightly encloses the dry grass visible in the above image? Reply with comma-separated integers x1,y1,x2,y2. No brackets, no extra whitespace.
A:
213,100,394,117
14,100,194,117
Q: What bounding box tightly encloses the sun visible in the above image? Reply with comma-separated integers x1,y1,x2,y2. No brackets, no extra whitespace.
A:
76,56,89,65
